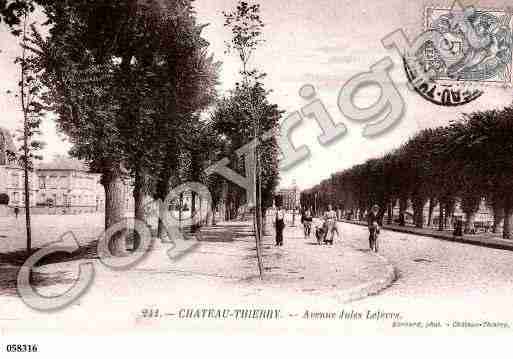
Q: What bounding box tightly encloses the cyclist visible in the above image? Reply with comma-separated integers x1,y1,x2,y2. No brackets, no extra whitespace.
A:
367,204,381,252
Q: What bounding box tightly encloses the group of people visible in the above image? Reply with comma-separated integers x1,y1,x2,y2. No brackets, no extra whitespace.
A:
300,205,340,245
273,203,383,252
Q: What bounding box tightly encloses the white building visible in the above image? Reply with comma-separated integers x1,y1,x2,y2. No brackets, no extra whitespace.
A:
0,127,106,215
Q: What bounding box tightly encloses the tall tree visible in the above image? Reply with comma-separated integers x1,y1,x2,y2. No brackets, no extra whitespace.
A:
222,0,280,279
24,1,218,252
448,109,513,239
115,1,218,226
11,11,45,254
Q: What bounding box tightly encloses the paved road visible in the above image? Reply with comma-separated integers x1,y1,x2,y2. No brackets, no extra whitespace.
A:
2,214,513,334
0,216,392,334
337,221,513,332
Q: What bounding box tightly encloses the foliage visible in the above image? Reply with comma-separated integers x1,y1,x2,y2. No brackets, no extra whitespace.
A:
210,80,281,212
302,104,513,238
223,0,265,79
212,0,280,219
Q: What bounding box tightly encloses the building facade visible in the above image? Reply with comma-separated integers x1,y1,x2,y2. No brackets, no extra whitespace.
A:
0,127,105,215
0,164,39,208
36,164,105,214
0,128,39,212
276,186,300,210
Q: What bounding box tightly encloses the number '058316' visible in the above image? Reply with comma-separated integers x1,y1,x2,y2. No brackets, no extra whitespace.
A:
6,344,39,352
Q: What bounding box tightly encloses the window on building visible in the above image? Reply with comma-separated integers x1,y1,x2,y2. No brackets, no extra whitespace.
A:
11,173,19,188
60,176,68,188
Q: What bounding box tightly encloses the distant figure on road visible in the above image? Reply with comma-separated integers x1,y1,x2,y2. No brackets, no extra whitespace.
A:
453,218,463,237
367,204,381,252
14,206,19,219
275,205,286,246
323,204,339,244
301,207,313,238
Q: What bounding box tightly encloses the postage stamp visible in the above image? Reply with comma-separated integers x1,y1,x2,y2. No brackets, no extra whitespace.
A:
403,1,513,106
424,5,513,84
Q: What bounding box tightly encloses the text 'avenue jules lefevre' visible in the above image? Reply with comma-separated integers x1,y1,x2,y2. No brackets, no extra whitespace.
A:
303,309,402,321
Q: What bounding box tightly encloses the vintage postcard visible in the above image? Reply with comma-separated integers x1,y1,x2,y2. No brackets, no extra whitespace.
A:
0,0,513,354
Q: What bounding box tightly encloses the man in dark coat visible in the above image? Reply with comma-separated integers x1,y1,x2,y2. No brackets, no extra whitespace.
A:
367,204,381,252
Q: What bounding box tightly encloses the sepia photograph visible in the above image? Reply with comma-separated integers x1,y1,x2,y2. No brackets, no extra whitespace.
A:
0,0,512,354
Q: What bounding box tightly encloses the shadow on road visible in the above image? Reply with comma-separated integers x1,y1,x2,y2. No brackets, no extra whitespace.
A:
0,241,99,296
0,264,76,296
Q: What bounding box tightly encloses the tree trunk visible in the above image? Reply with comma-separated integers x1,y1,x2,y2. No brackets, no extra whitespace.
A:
387,200,393,225
503,202,512,239
222,181,229,221
199,196,203,225
492,204,504,234
359,206,365,221
462,195,480,234
20,16,32,255
133,170,145,222
157,200,169,240
445,201,456,229
262,209,267,235
464,211,476,234
130,171,146,250
211,201,217,225
438,201,444,231
23,167,32,254
191,191,198,232
191,191,196,217
153,162,178,240
102,167,126,255
427,198,436,227
399,197,407,226
412,197,426,228
179,192,184,229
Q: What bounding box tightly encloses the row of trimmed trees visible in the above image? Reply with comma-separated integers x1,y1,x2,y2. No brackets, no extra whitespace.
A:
1,0,281,252
301,106,513,239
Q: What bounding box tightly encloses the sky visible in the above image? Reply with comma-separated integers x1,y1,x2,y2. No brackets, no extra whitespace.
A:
0,0,512,190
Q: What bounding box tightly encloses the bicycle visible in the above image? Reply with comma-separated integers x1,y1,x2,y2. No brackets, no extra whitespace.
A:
303,220,312,238
369,226,379,253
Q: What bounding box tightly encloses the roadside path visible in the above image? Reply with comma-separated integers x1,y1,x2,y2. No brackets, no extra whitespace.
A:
340,219,513,251
0,216,395,334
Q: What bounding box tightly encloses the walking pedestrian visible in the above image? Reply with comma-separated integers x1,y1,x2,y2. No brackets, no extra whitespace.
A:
275,205,285,246
367,204,381,252
323,204,339,244
14,206,19,219
302,207,313,238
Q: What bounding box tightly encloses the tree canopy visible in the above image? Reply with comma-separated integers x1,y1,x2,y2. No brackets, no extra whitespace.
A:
302,105,513,239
